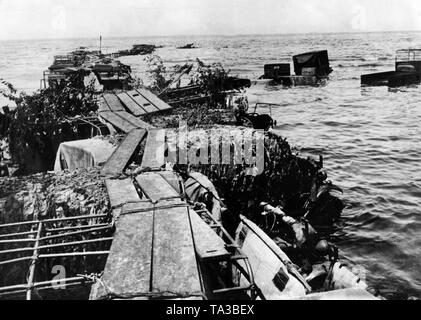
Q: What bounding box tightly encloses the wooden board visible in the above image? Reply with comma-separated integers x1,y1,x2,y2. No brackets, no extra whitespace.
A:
114,111,154,130
99,111,138,133
159,171,181,194
152,205,202,295
140,129,166,170
117,92,146,116
91,211,153,299
136,88,172,112
127,90,160,114
189,210,230,262
98,99,111,113
135,172,179,203
104,94,125,112
102,129,147,175
106,178,140,209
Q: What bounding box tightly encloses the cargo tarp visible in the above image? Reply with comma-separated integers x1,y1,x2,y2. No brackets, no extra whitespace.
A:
54,138,116,172
293,51,330,76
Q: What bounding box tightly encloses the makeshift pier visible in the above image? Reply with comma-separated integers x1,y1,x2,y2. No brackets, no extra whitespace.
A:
90,173,203,300
98,89,170,133
90,125,260,300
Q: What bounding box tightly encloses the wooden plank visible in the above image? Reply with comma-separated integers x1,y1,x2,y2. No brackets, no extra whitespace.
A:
103,94,125,112
152,205,202,295
135,172,179,202
159,171,181,194
117,92,146,116
140,129,166,170
127,90,160,114
136,87,173,112
102,129,147,175
99,111,137,133
98,98,111,113
114,111,155,130
190,210,230,262
106,178,140,208
90,211,153,299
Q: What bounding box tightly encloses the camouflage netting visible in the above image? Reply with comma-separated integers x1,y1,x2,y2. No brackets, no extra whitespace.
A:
0,168,109,224
142,103,235,129
165,126,344,236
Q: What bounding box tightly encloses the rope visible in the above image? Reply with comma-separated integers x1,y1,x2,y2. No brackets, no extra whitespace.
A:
119,202,189,216
82,273,206,300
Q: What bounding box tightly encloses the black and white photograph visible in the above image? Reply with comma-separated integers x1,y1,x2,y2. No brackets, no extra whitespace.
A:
0,0,420,306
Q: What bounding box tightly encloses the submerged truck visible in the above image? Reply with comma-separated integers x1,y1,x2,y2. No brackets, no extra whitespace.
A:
361,49,421,87
261,50,333,86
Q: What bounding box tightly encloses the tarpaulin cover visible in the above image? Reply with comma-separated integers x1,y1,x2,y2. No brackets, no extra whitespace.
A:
54,138,116,172
293,50,330,76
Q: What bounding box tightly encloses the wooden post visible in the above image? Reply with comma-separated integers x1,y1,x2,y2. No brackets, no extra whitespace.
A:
26,222,43,300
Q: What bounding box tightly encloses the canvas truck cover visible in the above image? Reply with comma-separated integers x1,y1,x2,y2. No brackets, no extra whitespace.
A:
293,50,331,77
54,138,116,172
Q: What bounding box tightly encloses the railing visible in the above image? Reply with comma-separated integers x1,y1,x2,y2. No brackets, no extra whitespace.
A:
396,49,421,62
0,214,113,300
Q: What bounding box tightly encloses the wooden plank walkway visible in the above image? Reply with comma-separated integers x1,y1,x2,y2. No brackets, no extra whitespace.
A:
91,211,154,299
97,88,170,133
99,111,138,133
102,129,147,175
189,210,230,262
158,171,181,193
99,111,153,133
103,94,126,112
152,205,202,295
98,99,111,113
117,92,146,116
140,129,166,171
135,172,179,203
91,173,203,300
114,111,154,130
127,90,160,114
135,88,172,112
105,178,139,209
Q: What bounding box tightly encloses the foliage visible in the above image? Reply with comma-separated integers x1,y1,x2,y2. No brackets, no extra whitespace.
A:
190,58,231,107
144,55,232,107
0,71,99,173
173,129,343,234
128,75,144,90
144,54,168,93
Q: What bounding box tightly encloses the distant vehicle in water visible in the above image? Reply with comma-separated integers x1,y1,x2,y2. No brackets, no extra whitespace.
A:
260,50,333,86
361,49,421,87
116,44,157,56
177,43,199,49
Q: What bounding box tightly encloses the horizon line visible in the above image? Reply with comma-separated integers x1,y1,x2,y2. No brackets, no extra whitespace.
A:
1,29,421,42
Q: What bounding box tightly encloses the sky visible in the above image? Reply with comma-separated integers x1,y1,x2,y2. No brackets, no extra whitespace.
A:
0,0,421,40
